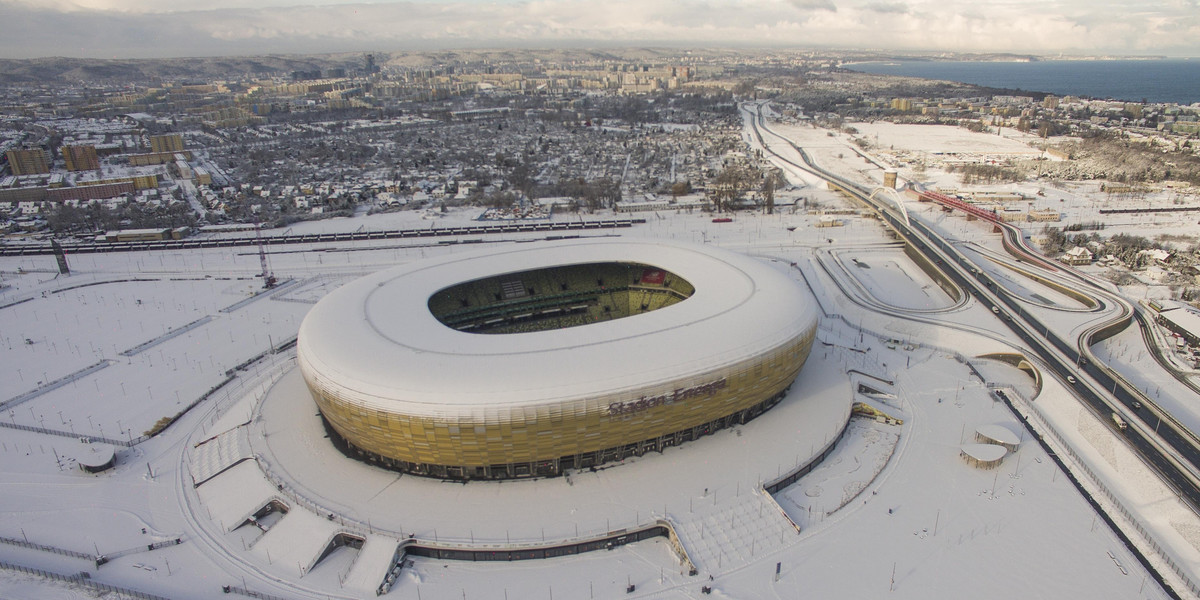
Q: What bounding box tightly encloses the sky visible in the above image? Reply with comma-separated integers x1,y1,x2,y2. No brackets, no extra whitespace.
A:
1,0,1199,59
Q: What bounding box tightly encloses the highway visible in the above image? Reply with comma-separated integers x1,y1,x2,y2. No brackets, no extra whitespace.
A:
913,190,1200,486
744,102,1200,512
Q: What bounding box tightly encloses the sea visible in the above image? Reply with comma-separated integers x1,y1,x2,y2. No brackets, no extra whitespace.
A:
845,59,1200,106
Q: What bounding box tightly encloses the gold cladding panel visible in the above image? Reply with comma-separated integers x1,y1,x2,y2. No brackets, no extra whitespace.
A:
306,327,814,468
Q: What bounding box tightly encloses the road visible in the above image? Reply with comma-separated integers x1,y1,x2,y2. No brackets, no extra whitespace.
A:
744,102,1200,511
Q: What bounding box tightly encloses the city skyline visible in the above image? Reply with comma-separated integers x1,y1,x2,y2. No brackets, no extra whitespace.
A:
2,0,1199,60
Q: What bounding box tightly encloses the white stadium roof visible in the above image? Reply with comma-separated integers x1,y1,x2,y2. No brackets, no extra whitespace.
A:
297,237,818,417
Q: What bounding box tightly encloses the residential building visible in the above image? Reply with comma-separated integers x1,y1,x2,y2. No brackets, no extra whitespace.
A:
149,134,185,154
62,145,100,171
5,148,51,175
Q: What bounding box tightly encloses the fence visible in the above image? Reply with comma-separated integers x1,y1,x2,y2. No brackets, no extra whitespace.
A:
0,420,146,447
119,316,213,357
224,337,298,378
0,360,111,412
0,559,173,600
0,343,288,449
221,584,293,599
219,279,301,314
838,315,1197,597
0,535,94,562
268,274,359,305
1007,391,1198,598
144,374,239,440
100,537,184,562
803,254,1194,596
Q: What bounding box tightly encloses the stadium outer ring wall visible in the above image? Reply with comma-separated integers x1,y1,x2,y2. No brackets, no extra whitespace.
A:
297,239,819,480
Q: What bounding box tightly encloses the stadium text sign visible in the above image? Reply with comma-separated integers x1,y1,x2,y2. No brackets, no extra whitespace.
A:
607,378,728,416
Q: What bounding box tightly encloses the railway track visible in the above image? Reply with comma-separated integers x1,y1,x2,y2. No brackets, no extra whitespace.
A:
0,219,645,257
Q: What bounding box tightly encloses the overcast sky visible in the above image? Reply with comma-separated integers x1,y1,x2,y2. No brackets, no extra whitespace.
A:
2,0,1199,59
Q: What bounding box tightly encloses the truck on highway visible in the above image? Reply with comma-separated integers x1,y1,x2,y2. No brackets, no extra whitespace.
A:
1111,412,1128,431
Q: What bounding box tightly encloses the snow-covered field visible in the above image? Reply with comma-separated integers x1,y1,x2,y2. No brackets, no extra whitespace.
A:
829,246,959,311
852,121,1047,158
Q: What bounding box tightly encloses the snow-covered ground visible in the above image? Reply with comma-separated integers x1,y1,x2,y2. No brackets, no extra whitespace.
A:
827,246,961,311
747,102,1200,596
852,120,1048,159
0,106,1197,599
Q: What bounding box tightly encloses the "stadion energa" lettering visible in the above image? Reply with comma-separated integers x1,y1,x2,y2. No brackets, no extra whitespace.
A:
607,378,728,416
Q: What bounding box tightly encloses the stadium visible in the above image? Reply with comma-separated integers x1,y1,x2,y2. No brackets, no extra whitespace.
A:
297,238,819,480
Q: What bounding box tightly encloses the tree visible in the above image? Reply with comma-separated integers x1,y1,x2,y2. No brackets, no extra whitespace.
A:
46,203,86,233
506,160,533,197
489,191,517,209
761,169,786,215
712,164,759,212
669,181,691,199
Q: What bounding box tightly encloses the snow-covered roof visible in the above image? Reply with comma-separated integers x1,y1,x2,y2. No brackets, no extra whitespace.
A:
961,443,1008,463
1159,306,1200,339
297,238,818,417
975,424,1020,448
76,443,115,470
1140,248,1171,262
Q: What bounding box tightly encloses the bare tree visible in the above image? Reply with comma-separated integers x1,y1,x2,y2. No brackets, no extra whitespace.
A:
761,168,786,215
712,164,759,212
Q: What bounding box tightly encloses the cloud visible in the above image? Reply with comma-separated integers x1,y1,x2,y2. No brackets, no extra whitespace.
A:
864,2,908,13
3,0,389,14
0,0,1198,59
786,0,837,11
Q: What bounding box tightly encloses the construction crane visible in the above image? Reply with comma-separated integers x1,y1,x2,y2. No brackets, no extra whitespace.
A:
254,222,277,289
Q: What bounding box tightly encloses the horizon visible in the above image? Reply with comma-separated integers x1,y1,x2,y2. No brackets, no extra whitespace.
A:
1,45,1197,65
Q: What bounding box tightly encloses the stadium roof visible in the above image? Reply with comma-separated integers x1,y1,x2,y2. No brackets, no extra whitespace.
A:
297,237,818,417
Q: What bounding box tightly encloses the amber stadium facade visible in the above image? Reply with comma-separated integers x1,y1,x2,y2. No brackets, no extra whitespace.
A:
297,238,819,480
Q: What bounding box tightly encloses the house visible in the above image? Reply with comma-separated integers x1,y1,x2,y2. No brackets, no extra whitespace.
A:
1061,246,1093,265
377,192,407,207
1140,248,1171,265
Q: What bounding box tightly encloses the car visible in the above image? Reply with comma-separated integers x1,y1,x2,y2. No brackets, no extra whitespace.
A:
1066,375,1077,384
1132,401,1142,410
